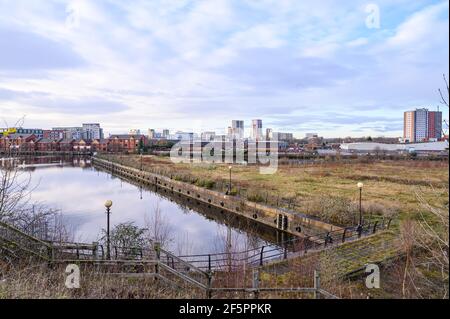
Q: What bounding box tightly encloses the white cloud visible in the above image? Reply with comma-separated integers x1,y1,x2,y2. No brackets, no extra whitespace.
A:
0,0,448,137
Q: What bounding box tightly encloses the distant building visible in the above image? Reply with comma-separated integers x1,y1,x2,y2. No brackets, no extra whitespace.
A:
415,108,428,142
129,129,141,135
201,131,216,141
428,111,443,141
171,131,195,141
252,119,263,140
227,126,233,138
341,141,448,153
273,132,294,141
306,133,319,139
404,111,416,142
148,129,156,139
266,128,273,140
43,129,65,140
82,123,103,140
231,120,244,139
0,133,37,152
403,108,442,143
16,128,44,139
163,129,170,138
109,134,148,153
53,127,83,140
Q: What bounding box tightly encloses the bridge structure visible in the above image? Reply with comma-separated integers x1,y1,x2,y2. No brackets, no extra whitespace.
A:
0,217,392,298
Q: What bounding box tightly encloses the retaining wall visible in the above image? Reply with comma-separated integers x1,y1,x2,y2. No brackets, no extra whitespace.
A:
92,157,342,239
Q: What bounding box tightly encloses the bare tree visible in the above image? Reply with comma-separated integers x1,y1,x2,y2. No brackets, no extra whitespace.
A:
144,201,174,248
438,74,449,136
414,188,449,298
438,74,449,108
0,165,33,221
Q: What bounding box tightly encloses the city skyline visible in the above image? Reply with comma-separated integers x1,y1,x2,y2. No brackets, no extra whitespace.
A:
0,0,449,137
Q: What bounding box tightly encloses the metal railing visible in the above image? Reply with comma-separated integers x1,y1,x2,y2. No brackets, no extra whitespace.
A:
174,218,392,271
0,220,54,261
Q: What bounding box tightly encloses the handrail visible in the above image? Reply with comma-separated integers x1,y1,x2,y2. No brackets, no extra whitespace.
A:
159,247,210,277
0,220,54,249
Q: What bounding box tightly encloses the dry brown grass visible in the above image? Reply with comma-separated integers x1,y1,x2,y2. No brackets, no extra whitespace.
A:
101,154,448,226
0,262,201,299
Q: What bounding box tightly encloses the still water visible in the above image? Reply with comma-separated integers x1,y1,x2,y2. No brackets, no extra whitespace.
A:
11,156,283,255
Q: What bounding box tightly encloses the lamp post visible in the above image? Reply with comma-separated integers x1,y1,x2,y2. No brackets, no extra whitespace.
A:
357,182,364,236
228,166,232,194
104,200,113,260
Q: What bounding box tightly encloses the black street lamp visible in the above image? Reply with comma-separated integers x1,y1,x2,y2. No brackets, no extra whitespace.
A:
357,182,364,236
104,200,113,259
140,149,143,171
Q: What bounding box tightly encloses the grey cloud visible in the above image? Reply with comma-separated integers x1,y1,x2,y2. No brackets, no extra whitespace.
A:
0,27,85,71
31,98,129,114
213,48,357,93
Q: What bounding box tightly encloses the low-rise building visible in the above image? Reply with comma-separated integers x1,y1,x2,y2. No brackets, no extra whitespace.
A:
108,134,148,153
0,133,37,152
36,138,60,152
73,139,91,152
59,139,75,152
91,139,109,153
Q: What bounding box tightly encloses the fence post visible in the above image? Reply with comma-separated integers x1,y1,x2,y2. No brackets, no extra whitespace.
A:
154,242,161,278
206,272,213,299
259,246,265,266
324,232,330,247
253,269,260,299
372,221,378,234
92,242,98,259
342,228,347,243
314,270,321,299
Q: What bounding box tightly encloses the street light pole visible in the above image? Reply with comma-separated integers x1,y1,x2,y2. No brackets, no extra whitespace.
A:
104,200,113,260
359,188,362,225
357,182,364,236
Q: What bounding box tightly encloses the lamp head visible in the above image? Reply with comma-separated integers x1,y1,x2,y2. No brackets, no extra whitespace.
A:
229,166,232,170
357,182,364,189
104,200,113,209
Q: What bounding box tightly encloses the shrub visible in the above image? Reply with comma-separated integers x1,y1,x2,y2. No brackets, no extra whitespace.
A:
195,179,216,189
247,193,265,203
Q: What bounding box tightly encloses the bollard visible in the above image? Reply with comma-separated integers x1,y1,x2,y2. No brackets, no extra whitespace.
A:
314,270,321,299
154,242,161,277
253,269,260,299
342,228,347,243
372,221,379,234
92,242,99,259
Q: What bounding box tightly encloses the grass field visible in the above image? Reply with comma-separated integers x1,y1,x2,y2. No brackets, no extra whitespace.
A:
100,154,448,227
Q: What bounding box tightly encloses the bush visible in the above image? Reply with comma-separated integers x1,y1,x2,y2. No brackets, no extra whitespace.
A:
247,193,265,203
195,179,216,189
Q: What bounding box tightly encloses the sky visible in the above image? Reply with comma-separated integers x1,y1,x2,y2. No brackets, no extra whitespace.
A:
0,0,448,138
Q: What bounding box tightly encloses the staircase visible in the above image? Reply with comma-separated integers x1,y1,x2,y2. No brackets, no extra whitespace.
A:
0,220,53,262
0,220,211,294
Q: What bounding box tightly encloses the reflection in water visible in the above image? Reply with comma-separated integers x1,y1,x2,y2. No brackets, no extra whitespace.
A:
10,156,282,255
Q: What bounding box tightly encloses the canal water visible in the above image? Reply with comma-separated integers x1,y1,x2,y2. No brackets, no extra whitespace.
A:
6,156,285,255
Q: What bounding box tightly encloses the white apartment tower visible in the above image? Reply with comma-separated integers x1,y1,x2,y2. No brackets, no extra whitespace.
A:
252,119,263,140
231,120,244,139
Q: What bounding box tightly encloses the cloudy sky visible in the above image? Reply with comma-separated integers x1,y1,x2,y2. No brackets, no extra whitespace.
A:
0,0,448,138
